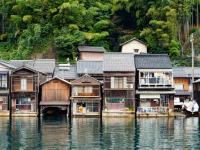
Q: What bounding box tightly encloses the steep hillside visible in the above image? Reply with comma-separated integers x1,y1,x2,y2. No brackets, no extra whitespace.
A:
0,0,200,65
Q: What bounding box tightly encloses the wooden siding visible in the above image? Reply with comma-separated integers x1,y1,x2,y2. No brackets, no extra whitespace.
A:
12,76,35,92
103,72,135,110
41,79,70,102
174,77,190,91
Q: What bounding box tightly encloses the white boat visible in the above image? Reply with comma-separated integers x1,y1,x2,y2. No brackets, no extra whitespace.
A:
182,100,199,116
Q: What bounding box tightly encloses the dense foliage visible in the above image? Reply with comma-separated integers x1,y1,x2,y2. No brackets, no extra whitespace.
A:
0,0,200,64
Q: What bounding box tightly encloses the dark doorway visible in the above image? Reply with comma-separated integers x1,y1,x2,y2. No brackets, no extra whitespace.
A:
42,107,67,116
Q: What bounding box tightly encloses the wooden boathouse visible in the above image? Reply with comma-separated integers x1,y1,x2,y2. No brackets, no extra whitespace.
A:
39,77,71,115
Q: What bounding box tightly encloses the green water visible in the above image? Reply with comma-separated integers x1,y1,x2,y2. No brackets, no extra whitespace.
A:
0,116,200,150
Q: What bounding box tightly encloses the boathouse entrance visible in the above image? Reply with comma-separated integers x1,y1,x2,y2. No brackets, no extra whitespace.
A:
40,77,71,116
40,105,69,115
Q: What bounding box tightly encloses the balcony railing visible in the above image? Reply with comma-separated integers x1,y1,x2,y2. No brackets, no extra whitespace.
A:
16,104,31,111
137,107,168,113
72,92,100,97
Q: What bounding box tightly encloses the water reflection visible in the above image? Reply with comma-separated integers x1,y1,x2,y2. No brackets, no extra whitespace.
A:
0,116,200,150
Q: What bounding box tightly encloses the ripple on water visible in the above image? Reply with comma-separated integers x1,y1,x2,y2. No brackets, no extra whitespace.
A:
0,117,199,150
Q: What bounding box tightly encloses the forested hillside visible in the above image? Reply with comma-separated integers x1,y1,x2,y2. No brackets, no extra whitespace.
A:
0,0,200,65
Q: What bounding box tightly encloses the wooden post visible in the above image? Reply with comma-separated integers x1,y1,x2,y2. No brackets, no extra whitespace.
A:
9,74,12,118
68,86,72,119
100,84,103,118
190,33,195,100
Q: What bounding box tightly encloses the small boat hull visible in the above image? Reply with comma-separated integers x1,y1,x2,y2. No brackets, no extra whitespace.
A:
182,100,199,117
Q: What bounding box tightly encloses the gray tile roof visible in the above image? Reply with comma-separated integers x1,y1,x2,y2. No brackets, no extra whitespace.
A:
78,46,105,52
173,67,200,78
0,60,16,69
34,59,55,74
103,53,135,72
77,60,103,74
9,59,55,74
54,65,78,80
134,54,172,69
120,37,146,46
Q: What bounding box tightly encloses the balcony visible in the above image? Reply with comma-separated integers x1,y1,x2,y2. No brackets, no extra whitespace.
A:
73,93,98,97
72,86,100,97
139,77,173,88
139,71,173,89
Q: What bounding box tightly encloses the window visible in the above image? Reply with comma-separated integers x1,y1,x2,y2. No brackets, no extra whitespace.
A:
114,77,123,88
84,86,92,93
21,78,27,91
0,74,7,88
134,49,139,53
111,77,131,89
160,95,169,107
175,84,184,90
87,102,99,112
140,71,172,86
72,86,93,96
16,97,31,105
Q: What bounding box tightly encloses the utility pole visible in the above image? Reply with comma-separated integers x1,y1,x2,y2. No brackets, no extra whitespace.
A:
197,1,199,28
190,33,194,100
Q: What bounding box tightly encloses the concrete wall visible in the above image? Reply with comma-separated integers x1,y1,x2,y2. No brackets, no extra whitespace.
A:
79,52,104,60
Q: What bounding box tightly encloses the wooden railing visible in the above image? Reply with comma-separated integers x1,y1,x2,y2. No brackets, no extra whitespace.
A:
72,92,99,97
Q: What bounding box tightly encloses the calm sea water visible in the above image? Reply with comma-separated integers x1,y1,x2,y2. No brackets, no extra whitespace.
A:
0,116,200,150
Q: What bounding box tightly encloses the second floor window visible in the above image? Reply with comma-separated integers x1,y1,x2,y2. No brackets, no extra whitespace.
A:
175,84,184,90
0,74,7,88
140,71,172,86
111,77,133,89
21,78,27,91
72,86,94,96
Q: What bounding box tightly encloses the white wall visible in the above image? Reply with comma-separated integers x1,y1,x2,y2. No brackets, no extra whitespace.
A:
121,40,147,54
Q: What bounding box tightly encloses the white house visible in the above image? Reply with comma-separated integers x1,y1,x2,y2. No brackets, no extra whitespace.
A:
0,61,15,111
120,38,147,54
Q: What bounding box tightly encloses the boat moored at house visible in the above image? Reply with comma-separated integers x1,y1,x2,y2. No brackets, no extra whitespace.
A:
173,67,200,106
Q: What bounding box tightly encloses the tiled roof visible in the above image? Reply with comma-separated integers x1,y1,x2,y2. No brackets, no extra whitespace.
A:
134,54,172,69
34,59,55,74
9,59,55,74
71,74,101,85
40,76,71,86
173,67,200,78
77,60,103,74
54,65,78,80
0,60,16,69
103,53,135,72
12,65,46,75
78,46,105,52
120,37,146,46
